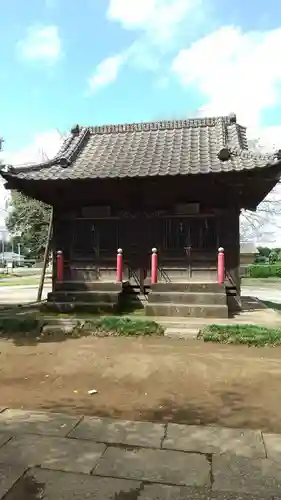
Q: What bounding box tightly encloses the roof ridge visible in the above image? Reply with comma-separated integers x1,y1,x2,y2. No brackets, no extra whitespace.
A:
230,147,275,161
88,114,237,135
4,127,91,175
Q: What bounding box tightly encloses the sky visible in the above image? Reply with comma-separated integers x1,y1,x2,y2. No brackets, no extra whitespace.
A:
1,0,281,243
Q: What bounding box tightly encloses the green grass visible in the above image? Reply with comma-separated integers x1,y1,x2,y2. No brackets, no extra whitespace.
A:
198,324,281,347
89,316,164,336
0,313,164,340
0,278,42,287
242,277,281,285
0,315,43,337
262,301,281,313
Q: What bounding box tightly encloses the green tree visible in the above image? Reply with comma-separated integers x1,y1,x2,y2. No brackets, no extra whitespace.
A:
257,246,271,257
6,191,51,260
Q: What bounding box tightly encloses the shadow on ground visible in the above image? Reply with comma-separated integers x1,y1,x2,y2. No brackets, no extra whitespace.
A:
240,296,268,311
4,472,45,500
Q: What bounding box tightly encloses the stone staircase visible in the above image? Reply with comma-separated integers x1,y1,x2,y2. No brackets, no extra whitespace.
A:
145,282,228,318
45,281,122,313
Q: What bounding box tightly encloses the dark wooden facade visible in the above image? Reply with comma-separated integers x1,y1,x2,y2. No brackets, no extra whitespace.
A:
2,115,281,311
50,174,241,293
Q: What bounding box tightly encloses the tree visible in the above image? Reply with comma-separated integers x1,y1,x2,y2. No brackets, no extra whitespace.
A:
6,191,51,260
240,138,281,243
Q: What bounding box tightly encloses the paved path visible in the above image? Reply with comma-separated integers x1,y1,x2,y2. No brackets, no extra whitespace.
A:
0,285,50,304
0,409,281,498
242,286,281,304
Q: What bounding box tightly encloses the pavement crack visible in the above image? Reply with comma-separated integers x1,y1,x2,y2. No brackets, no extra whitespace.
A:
206,453,214,488
160,423,168,448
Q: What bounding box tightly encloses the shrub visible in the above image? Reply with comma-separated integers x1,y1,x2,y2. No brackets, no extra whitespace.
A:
247,264,281,278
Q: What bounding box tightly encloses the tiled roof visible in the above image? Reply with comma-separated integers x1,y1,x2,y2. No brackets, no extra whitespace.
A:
1,114,280,182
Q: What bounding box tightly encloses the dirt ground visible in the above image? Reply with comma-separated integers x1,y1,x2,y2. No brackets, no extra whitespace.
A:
1,336,281,433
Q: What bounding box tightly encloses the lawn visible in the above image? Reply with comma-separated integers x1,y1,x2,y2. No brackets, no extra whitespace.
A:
0,277,50,287
198,324,281,346
1,335,281,433
242,277,281,286
262,300,281,313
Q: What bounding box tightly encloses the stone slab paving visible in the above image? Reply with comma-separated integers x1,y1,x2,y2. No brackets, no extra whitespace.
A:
94,446,211,486
0,432,12,448
263,432,281,460
163,423,266,458
0,409,81,436
69,416,165,448
0,434,106,474
1,409,281,498
4,468,142,500
213,455,281,496
0,464,27,499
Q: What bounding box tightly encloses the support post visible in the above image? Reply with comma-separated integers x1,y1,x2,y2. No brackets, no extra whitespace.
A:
56,250,64,282
217,247,225,284
116,248,123,282
151,247,158,285
37,208,53,301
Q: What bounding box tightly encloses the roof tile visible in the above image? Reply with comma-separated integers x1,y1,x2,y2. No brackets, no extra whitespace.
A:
1,114,279,182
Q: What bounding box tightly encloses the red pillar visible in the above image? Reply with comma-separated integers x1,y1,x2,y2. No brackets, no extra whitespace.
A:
56,250,64,282
217,247,225,284
116,248,123,282
151,247,158,285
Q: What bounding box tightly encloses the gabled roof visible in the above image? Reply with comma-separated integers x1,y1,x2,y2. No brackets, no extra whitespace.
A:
1,113,280,182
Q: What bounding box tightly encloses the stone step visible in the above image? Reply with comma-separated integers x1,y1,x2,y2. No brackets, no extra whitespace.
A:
42,302,118,314
148,291,226,305
48,291,120,303
164,327,200,339
151,282,224,293
145,303,228,318
55,281,122,292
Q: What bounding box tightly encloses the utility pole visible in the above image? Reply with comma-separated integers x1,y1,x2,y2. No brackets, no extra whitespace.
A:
1,235,4,264
18,243,21,265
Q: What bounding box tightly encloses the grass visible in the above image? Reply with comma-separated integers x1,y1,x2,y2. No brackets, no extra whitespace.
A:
0,278,44,287
88,316,164,337
198,324,281,347
242,277,281,286
0,313,164,341
0,315,43,337
262,301,281,313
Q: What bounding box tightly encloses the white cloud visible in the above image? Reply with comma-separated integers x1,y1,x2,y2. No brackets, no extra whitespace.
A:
17,25,62,64
172,26,281,133
171,25,281,245
87,53,126,94
2,130,64,167
89,0,201,86
107,0,157,30
0,130,64,227
107,0,199,44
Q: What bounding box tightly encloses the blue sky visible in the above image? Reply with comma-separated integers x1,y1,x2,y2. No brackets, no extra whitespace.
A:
1,0,281,242
0,0,281,151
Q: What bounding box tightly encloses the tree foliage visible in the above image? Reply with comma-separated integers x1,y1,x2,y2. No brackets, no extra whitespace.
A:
240,138,281,243
6,191,51,259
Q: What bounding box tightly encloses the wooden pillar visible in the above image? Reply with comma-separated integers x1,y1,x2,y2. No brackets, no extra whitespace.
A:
116,248,123,282
151,248,158,284
219,207,241,306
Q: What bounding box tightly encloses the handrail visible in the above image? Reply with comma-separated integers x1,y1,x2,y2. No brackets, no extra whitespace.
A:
225,270,236,287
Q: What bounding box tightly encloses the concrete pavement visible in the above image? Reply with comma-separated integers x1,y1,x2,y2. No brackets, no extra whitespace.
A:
0,285,50,304
242,286,281,304
0,408,281,498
